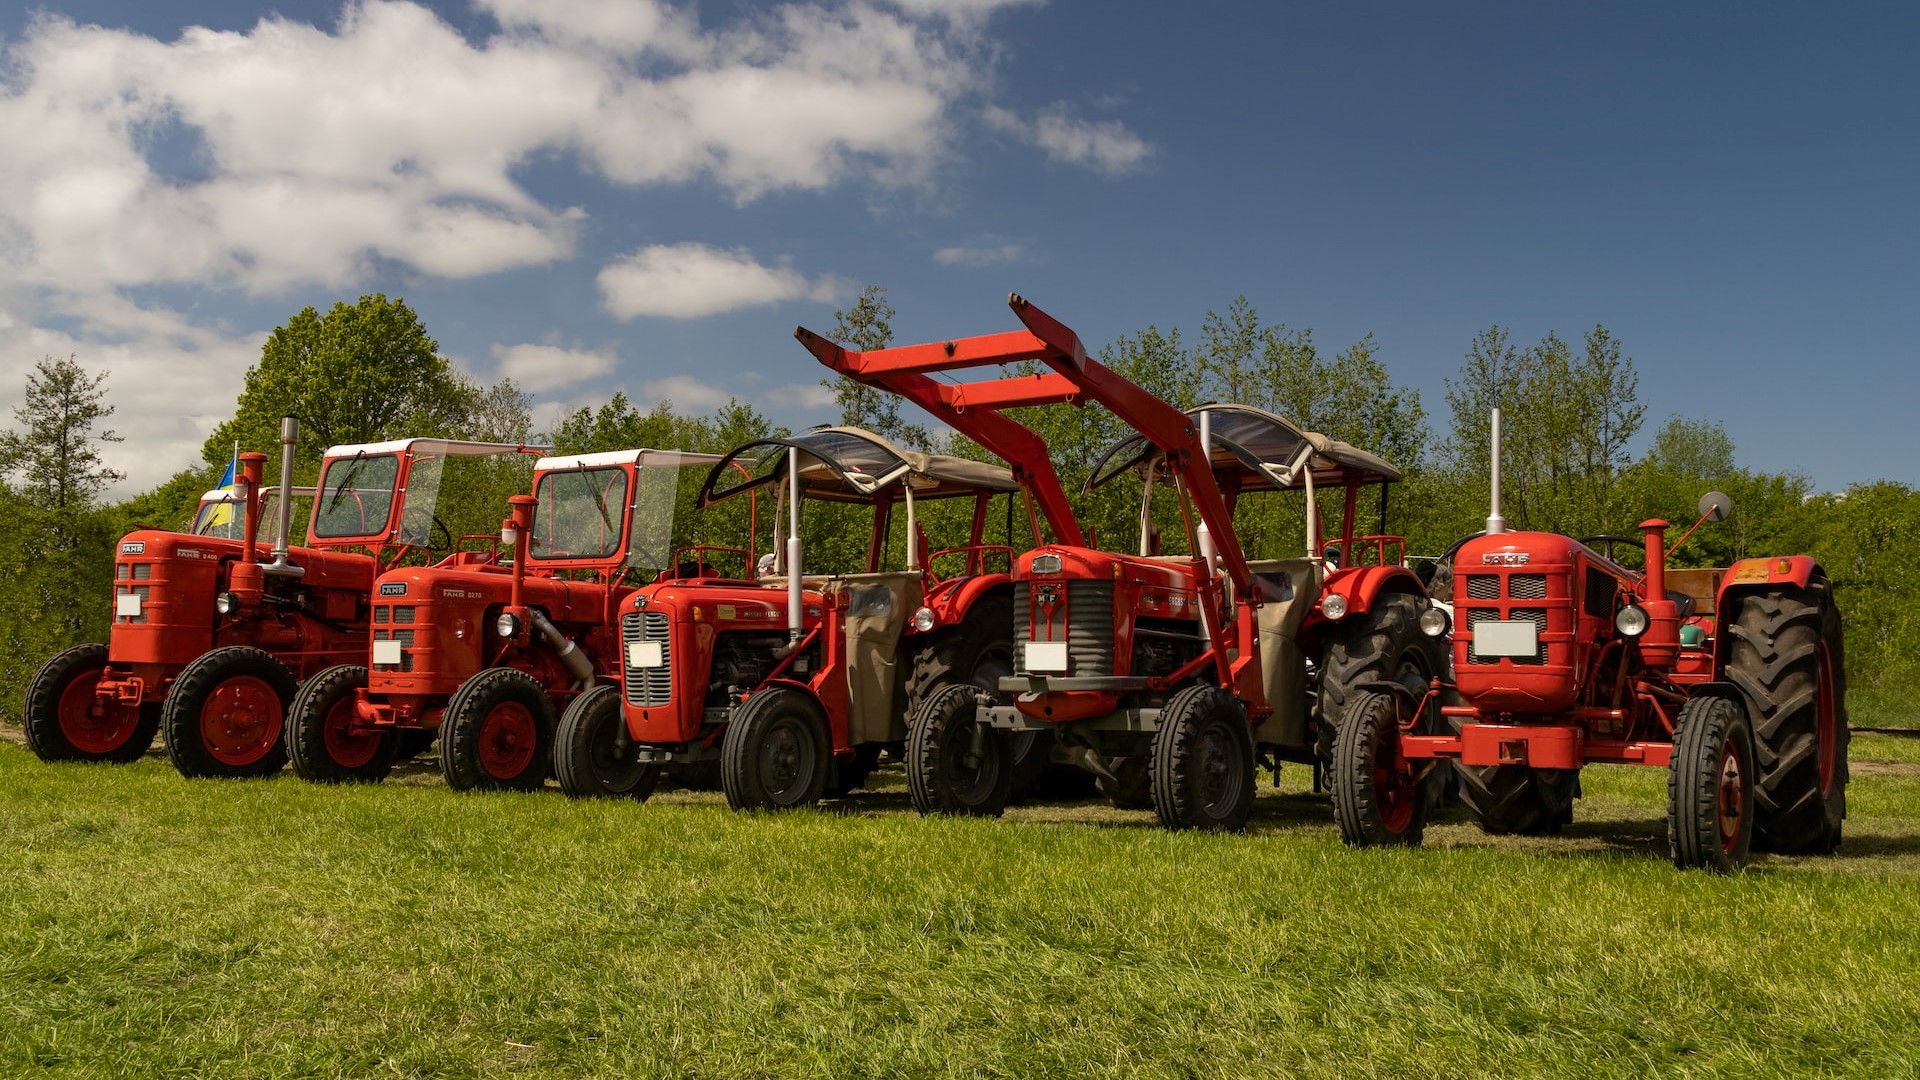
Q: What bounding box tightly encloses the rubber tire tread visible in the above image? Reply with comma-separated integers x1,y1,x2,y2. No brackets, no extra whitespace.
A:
554,684,659,800
720,687,830,811
1315,592,1439,791
437,666,555,793
905,682,1012,817
1667,694,1754,872
1332,690,1428,847
286,665,394,783
24,643,160,763
1726,580,1848,854
162,646,295,778
903,592,1013,724
1150,684,1255,832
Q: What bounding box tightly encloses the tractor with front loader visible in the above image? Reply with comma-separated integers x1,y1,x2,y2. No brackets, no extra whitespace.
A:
1333,409,1848,870
287,448,723,791
805,294,1444,828
553,427,1027,810
25,420,539,778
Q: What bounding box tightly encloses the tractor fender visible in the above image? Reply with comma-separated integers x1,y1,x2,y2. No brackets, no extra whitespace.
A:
1351,678,1421,711
923,572,1013,627
1322,565,1427,618
1710,556,1825,669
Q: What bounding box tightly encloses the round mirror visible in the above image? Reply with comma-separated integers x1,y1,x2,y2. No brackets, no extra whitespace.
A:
1697,490,1733,523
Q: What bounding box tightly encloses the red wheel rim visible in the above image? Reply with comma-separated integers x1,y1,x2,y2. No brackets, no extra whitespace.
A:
1372,719,1417,835
1716,734,1747,855
58,670,141,755
1816,642,1838,796
200,675,284,766
321,695,381,769
476,701,537,780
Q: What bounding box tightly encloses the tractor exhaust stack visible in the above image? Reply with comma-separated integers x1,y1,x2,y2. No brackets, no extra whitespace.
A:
1486,408,1507,536
264,416,305,578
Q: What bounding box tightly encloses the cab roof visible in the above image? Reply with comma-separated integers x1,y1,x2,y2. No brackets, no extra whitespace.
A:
534,448,725,472
321,438,550,459
1087,403,1401,493
701,426,1018,506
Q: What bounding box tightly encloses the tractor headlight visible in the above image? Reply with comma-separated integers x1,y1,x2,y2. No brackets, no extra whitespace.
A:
215,592,239,615
912,606,936,633
1419,606,1450,638
1321,593,1348,621
1615,604,1650,637
496,612,522,639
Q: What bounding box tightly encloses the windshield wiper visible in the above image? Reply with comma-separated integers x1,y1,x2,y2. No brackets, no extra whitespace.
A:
325,450,369,513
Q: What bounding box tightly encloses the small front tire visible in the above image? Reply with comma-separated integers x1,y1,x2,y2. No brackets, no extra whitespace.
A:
1332,690,1428,847
439,667,555,792
720,687,830,810
1669,695,1755,872
1150,685,1255,832
554,684,658,800
906,682,1012,817
162,646,295,778
286,666,394,784
24,643,159,763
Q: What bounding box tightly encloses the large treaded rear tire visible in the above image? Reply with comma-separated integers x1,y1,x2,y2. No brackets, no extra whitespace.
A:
1315,592,1440,786
24,643,159,763
1726,578,1848,854
1455,760,1577,835
162,646,294,778
286,665,394,784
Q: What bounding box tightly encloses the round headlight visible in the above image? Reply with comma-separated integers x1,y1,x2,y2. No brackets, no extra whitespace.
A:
496,611,522,638
1418,606,1451,638
1321,593,1348,621
1614,604,1650,637
912,606,936,633
215,592,238,615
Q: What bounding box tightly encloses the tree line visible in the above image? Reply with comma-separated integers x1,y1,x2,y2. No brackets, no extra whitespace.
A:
5,289,1915,726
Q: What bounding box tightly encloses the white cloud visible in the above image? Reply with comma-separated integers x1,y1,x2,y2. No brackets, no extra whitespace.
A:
640,373,735,409
933,243,1027,267
491,342,617,393
984,102,1151,176
598,243,839,319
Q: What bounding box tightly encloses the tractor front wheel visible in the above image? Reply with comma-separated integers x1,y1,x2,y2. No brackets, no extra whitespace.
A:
24,643,159,763
1668,694,1756,872
1150,685,1255,832
1316,592,1440,792
906,682,1012,817
439,668,555,792
286,665,393,784
162,647,294,778
720,687,830,811
554,684,658,800
1332,690,1428,847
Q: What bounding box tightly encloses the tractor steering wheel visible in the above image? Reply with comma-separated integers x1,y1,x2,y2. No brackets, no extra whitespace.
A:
1579,534,1644,567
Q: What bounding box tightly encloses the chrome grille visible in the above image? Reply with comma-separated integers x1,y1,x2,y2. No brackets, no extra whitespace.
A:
131,563,152,581
1464,575,1500,600
623,612,672,707
1014,580,1115,676
374,606,389,623
1508,574,1548,600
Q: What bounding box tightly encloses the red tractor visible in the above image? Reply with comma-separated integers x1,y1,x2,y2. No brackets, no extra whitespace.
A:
25,420,535,778
288,448,723,791
552,426,1026,810
1334,409,1848,870
806,295,1442,828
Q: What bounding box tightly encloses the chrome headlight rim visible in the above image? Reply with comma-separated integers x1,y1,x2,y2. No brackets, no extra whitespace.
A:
1321,593,1349,621
496,611,522,638
1418,605,1450,638
912,606,936,633
1615,604,1650,637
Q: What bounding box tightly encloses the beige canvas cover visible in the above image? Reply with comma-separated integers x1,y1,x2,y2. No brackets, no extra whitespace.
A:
821,572,924,743
1246,557,1325,747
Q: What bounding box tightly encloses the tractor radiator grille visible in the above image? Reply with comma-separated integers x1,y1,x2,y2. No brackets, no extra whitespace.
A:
1466,607,1548,665
1508,574,1548,600
1584,567,1616,618
1014,580,1115,676
1463,575,1500,600
372,604,418,624
623,612,672,708
116,584,152,624
374,628,415,672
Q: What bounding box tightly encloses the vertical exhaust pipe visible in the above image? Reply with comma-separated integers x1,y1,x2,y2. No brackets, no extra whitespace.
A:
1485,408,1507,536
787,446,803,641
264,416,306,577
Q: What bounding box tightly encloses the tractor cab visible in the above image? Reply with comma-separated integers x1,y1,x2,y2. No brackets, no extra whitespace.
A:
191,485,314,541
569,427,1022,810
310,436,547,568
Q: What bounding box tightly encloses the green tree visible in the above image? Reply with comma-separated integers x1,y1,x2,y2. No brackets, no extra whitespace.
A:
819,285,930,450
0,354,125,511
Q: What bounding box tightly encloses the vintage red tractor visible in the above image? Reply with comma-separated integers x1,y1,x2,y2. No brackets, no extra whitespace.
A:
287,447,723,790
806,295,1442,828
1333,409,1848,870
24,421,535,778
552,426,1026,810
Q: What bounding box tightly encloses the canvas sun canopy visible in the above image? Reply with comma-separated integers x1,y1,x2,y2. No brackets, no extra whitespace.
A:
701,427,1018,506
1085,403,1402,494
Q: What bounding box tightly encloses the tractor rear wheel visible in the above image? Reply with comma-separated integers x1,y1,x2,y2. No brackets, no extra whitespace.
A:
439,667,555,792
906,682,1012,817
1150,685,1255,832
287,665,394,783
25,643,159,763
1333,690,1428,847
162,647,294,778
1668,694,1755,872
720,687,830,810
1727,578,1849,855
1316,592,1440,792
554,684,658,800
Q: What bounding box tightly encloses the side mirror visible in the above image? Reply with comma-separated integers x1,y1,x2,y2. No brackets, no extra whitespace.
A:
1697,490,1733,523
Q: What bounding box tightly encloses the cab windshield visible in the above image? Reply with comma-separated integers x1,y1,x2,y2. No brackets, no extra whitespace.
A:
531,467,630,561
313,453,401,538
193,491,288,540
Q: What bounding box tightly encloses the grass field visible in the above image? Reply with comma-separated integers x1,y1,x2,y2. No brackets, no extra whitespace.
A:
4,731,1920,1079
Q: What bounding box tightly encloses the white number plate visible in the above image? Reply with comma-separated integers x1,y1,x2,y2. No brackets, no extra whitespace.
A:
372,639,404,666
115,592,142,617
627,641,664,668
1472,620,1538,658
1024,641,1069,673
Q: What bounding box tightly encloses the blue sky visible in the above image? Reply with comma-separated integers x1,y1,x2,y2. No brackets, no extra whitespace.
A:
0,1,1913,494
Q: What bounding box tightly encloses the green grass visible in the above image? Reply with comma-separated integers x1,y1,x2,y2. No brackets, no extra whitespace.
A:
4,732,1920,1079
